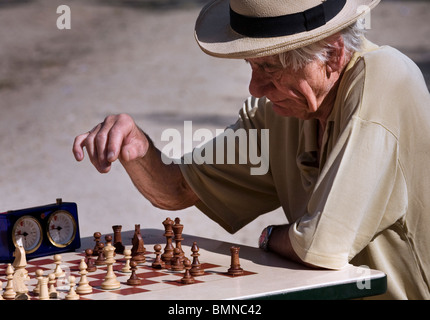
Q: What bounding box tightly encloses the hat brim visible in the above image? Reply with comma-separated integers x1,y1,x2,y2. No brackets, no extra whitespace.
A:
194,0,380,59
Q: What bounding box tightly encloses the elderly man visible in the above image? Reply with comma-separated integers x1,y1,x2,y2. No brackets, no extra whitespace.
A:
73,0,430,299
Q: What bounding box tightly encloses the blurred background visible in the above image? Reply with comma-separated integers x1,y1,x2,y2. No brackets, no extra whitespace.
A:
0,0,429,246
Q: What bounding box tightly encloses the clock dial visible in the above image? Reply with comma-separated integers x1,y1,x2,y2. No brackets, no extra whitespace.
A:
12,216,43,254
47,210,77,248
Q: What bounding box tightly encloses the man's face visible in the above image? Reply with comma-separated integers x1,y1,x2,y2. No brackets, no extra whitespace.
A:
246,55,331,120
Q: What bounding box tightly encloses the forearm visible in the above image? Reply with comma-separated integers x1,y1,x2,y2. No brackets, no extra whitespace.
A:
268,224,320,269
120,133,199,210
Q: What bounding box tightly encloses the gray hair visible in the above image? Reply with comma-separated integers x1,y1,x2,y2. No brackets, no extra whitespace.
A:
279,22,365,70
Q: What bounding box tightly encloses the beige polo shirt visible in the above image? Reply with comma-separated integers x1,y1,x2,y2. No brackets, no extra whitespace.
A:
179,40,430,299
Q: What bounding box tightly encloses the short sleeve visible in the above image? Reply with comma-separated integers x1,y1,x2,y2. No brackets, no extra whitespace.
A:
289,117,408,269
178,97,281,233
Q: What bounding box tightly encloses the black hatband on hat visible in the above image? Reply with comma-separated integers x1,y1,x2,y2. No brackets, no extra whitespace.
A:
230,0,347,38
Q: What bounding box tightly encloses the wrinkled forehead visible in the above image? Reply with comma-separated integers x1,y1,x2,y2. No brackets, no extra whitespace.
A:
245,54,283,67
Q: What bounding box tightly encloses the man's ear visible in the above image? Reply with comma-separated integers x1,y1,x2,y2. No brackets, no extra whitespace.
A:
325,34,346,74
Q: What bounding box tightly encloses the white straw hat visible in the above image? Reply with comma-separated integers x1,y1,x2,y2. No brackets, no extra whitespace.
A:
194,0,380,59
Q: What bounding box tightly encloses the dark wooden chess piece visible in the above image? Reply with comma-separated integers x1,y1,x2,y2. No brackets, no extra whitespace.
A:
190,242,204,276
227,246,244,276
131,224,146,264
92,232,102,256
151,244,165,269
126,261,141,286
161,218,174,263
173,217,185,262
171,248,184,271
85,248,97,272
112,225,125,254
181,258,195,284
95,242,106,266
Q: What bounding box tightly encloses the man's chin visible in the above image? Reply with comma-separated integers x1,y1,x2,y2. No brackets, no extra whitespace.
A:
272,103,309,119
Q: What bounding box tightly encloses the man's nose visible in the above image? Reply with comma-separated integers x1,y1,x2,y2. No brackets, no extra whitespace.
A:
249,69,275,98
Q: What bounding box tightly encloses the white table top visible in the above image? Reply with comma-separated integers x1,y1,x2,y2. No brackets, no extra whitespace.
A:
74,228,386,300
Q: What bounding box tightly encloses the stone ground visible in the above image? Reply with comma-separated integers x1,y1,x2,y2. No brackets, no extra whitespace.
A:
0,0,429,246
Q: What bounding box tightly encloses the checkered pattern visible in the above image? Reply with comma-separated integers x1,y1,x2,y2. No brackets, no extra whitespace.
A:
0,250,256,300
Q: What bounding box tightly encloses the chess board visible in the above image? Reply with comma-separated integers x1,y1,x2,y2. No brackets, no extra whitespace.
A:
0,228,387,300
0,246,256,300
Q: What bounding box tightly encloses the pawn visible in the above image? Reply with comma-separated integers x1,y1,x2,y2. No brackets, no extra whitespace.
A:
33,269,44,295
48,273,58,299
3,264,16,300
151,244,165,269
76,259,92,295
53,255,65,278
65,276,79,300
121,248,132,273
126,261,141,286
92,232,102,256
181,258,195,285
171,248,184,271
85,248,97,272
95,242,106,266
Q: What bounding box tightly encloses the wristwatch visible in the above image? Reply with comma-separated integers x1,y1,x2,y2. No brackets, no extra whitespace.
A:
258,225,275,251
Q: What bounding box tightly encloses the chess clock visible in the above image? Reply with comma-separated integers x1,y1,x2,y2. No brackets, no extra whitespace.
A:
0,199,81,262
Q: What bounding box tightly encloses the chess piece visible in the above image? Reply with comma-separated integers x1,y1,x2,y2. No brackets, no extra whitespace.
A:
173,217,185,261
85,248,97,272
13,237,30,281
92,232,102,256
33,269,45,295
101,240,120,290
161,218,174,262
151,244,165,269
65,276,79,300
190,242,205,276
95,242,106,266
131,224,146,264
112,225,125,254
13,264,30,299
121,248,132,273
53,254,66,278
181,259,195,284
171,247,184,271
48,273,58,299
12,239,30,299
126,261,141,286
3,264,16,300
227,246,244,276
76,259,93,295
38,276,50,300
105,235,116,257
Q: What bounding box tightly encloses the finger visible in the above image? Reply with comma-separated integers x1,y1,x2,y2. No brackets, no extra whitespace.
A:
94,121,113,169
84,124,101,164
106,114,135,163
72,132,90,161
82,124,109,173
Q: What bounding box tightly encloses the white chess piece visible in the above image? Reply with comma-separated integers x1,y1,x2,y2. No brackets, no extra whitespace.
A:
48,273,58,299
54,254,66,278
121,248,132,273
76,259,92,294
101,241,120,290
3,264,16,300
38,276,50,300
65,276,79,300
